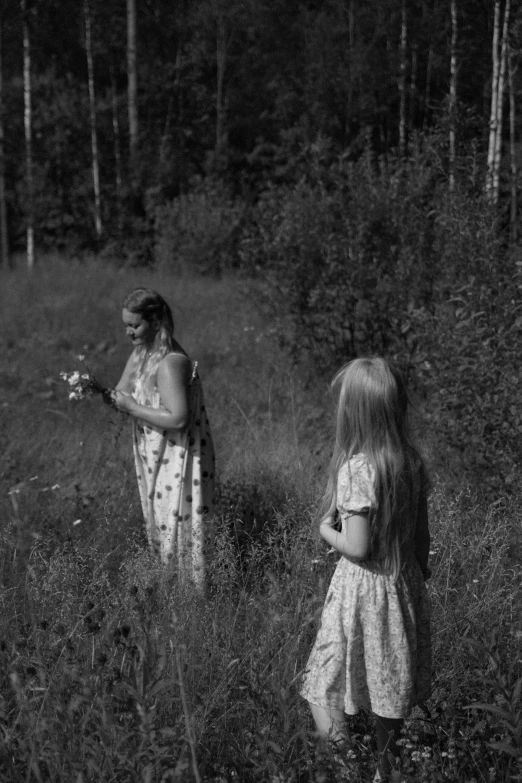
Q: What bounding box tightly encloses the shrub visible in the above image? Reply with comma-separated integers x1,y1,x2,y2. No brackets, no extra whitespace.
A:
238,141,521,489
410,237,522,491
153,179,246,274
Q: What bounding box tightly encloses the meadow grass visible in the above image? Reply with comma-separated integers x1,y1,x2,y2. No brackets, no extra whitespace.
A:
0,256,522,781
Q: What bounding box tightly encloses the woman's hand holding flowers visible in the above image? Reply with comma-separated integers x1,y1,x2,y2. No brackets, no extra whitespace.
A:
112,390,138,415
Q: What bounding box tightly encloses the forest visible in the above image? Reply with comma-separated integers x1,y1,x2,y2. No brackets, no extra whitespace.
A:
2,0,522,490
1,0,522,781
0,0,520,257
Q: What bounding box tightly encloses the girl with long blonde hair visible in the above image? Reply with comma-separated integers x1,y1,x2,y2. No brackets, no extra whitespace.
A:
300,358,431,781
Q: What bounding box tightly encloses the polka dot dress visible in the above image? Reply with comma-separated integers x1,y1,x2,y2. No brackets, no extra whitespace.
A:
132,359,215,589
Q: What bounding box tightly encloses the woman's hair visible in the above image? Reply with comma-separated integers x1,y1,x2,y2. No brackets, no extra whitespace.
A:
123,287,175,373
320,357,425,578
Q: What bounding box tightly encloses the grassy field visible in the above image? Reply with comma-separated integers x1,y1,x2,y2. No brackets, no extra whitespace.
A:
1,256,522,782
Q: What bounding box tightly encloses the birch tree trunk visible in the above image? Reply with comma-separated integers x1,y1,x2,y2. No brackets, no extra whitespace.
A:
127,0,138,195
84,0,102,237
398,0,407,158
486,0,501,199
110,66,122,215
21,0,34,269
347,0,355,147
409,42,417,137
0,12,9,269
492,0,510,203
422,44,433,132
449,0,458,193
215,6,226,155
508,43,517,241
421,0,436,132
175,40,184,193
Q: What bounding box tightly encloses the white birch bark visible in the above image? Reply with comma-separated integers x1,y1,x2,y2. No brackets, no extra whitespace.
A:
422,0,436,131
0,13,9,269
449,0,458,193
127,0,138,190
175,40,184,192
21,0,34,269
409,42,417,136
215,5,226,154
486,0,501,198
508,43,517,241
398,0,407,158
492,0,510,203
110,67,122,208
84,0,102,237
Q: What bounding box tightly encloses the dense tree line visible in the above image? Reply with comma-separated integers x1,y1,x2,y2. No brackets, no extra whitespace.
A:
0,0,520,264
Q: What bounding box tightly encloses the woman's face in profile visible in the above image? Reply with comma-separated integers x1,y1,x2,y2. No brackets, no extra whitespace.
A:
122,308,157,348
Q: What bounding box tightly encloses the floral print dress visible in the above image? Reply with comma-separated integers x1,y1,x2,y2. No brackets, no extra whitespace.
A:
132,358,215,589
300,454,431,719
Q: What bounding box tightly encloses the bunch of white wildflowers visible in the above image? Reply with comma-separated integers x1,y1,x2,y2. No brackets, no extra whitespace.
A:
60,355,107,401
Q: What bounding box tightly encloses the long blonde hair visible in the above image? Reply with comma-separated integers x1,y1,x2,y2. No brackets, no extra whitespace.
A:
123,288,175,379
320,357,423,578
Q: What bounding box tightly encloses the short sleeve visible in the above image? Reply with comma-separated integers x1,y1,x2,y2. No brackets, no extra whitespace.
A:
337,454,375,516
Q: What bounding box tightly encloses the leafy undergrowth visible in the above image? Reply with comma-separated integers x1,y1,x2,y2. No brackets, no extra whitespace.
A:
0,487,522,781
1,259,522,780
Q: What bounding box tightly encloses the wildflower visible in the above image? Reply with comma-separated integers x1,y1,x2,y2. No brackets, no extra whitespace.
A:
60,358,108,402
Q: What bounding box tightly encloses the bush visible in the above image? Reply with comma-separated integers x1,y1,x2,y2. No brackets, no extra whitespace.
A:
238,140,522,489
411,241,522,491
153,179,246,274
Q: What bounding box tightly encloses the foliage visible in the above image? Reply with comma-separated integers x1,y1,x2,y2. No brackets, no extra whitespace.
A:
153,179,246,274
238,138,445,364
234,137,522,490
411,241,522,491
1,259,522,780
3,0,521,252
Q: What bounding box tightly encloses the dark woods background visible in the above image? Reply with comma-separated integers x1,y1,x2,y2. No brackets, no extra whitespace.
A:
3,0,522,491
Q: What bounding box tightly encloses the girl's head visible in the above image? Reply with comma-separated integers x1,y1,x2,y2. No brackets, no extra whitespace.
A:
122,287,175,358
333,357,409,456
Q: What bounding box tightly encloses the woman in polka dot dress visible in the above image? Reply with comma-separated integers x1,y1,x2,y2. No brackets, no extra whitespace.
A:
110,287,215,590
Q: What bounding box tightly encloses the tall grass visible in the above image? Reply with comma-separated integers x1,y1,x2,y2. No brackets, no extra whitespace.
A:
1,256,522,781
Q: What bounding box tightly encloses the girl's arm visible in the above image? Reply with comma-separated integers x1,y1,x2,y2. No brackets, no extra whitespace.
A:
414,492,431,579
319,514,371,561
113,354,191,430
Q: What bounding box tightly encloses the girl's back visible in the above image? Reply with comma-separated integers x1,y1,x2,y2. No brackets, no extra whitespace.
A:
337,451,427,572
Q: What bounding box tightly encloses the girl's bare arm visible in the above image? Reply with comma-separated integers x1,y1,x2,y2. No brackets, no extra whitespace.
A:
319,514,371,561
